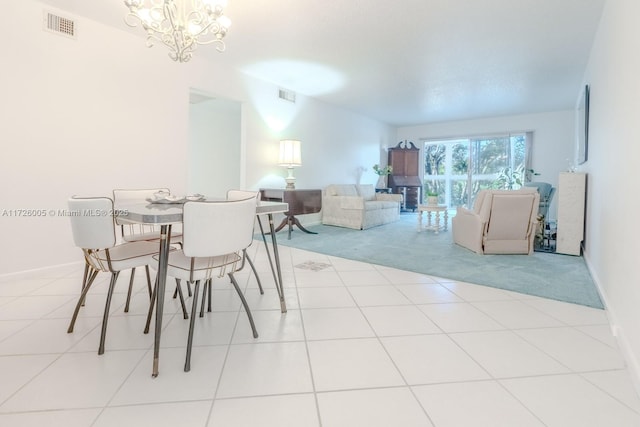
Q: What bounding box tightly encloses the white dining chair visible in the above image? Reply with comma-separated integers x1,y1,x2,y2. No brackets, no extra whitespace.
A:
67,196,160,354
183,190,264,317
151,196,259,372
226,190,264,291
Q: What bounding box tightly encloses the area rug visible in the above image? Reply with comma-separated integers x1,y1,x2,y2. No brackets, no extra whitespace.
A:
271,213,604,309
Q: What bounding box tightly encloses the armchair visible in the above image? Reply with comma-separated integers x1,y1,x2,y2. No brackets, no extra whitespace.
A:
523,182,555,218
452,188,540,254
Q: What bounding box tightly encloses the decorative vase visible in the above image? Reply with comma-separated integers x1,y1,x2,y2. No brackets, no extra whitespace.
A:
427,196,438,205
376,175,387,189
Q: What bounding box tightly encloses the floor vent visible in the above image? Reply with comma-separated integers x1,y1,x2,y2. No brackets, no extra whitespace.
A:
278,88,296,103
44,11,77,39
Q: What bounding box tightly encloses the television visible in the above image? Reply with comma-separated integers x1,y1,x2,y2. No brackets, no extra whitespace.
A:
577,84,590,165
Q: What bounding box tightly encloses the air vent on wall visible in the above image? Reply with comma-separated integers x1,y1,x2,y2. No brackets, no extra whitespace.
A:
278,88,296,103
43,11,77,39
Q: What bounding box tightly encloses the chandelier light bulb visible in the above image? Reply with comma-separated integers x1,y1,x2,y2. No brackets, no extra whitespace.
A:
124,0,231,63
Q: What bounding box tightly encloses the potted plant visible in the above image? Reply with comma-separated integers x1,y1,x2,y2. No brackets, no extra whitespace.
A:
373,164,393,189
426,191,438,205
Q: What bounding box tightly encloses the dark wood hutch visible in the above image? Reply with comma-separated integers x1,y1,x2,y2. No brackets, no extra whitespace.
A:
388,140,422,211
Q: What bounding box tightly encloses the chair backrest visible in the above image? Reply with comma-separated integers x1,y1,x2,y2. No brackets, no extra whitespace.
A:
472,190,489,214
68,197,117,249
484,190,539,240
226,189,259,201
524,182,555,204
113,188,170,225
182,197,257,258
474,188,536,218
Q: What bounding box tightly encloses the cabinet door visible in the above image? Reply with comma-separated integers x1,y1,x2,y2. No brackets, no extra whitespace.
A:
403,150,420,176
389,149,419,176
389,150,407,175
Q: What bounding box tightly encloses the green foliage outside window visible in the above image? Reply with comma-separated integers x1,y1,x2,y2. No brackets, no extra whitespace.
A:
423,134,529,208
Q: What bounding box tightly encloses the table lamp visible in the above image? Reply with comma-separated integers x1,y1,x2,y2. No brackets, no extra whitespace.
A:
278,139,302,189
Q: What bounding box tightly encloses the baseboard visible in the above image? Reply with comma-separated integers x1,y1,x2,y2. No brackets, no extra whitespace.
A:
0,261,83,280
582,248,640,398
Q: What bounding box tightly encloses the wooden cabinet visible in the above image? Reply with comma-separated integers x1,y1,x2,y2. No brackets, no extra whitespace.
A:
556,172,587,256
389,147,419,176
388,140,422,210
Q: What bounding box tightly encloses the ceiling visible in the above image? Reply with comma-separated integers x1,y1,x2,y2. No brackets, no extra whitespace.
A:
38,0,605,127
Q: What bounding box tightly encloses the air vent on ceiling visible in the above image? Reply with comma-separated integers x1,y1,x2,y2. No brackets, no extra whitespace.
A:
44,11,77,39
278,88,296,103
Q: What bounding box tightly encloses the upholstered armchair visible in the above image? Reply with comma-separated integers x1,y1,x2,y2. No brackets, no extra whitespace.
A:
452,188,540,254
523,182,556,218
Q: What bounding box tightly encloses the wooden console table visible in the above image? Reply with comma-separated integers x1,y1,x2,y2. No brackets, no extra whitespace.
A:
260,189,322,239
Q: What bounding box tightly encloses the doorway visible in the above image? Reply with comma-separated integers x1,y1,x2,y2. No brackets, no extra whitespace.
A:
188,91,242,197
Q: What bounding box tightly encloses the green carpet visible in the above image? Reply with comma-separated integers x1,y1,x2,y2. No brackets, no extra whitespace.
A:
272,213,604,309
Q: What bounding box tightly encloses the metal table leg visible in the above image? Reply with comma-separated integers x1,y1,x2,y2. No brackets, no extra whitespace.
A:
152,224,172,377
256,214,287,313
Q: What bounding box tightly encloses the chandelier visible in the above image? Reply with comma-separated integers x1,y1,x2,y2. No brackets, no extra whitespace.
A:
124,0,231,63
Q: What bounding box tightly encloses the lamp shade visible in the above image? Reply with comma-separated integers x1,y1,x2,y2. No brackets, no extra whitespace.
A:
278,140,302,167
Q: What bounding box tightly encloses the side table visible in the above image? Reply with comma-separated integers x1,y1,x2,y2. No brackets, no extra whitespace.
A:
417,204,448,234
260,188,322,239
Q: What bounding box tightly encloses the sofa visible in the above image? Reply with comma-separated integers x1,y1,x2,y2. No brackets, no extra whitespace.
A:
321,184,403,230
452,188,540,254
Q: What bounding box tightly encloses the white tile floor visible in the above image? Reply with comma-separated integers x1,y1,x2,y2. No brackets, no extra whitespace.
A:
1,242,640,426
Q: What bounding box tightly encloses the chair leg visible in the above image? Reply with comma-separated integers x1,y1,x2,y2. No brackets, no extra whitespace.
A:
98,271,120,355
177,281,193,298
67,267,100,333
124,264,152,312
175,278,189,319
245,251,264,295
124,268,136,313
145,265,153,299
81,263,89,292
198,279,212,316
172,276,191,299
229,272,258,338
80,267,99,308
185,280,201,372
199,280,207,318
80,263,89,307
144,275,158,334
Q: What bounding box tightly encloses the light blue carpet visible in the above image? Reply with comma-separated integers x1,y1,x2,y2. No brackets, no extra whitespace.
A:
272,213,603,309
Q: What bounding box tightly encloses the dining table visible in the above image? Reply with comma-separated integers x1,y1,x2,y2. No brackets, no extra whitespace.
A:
117,197,289,377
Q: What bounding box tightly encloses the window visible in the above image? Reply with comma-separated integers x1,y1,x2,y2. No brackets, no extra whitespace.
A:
423,132,531,208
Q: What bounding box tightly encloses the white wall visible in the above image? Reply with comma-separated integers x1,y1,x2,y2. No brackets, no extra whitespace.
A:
188,97,242,197
396,110,576,219
579,0,640,389
0,1,394,275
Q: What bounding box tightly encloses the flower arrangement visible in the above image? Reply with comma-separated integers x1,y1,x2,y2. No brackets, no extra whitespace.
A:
373,164,393,176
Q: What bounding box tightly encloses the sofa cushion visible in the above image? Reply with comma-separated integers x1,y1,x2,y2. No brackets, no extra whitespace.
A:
357,184,376,201
363,200,383,211
364,200,398,210
377,200,400,209
331,184,359,197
